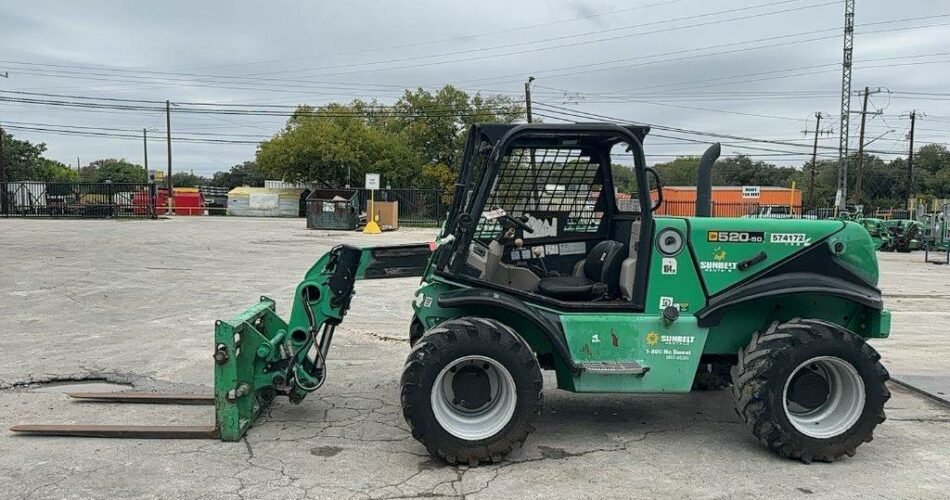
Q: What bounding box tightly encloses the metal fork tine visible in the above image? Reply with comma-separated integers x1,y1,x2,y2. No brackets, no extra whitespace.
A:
9,424,218,439
67,392,214,405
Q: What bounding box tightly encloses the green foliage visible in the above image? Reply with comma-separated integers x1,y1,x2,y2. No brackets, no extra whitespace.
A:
912,144,950,198
257,105,420,187
1,130,47,181
419,163,457,202
254,86,524,192
388,86,524,167
171,171,209,188
34,158,79,182
653,156,701,186
0,131,79,182
610,164,637,194
802,160,839,207
648,149,950,210
715,155,798,186
81,158,147,183
211,161,266,189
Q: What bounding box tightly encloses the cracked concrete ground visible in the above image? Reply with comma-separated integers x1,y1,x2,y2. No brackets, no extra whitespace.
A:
1,217,948,499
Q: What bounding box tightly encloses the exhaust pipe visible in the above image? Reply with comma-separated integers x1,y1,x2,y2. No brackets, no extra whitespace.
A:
695,143,721,217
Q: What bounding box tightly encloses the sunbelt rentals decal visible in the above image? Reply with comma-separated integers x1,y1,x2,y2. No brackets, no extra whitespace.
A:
699,247,737,272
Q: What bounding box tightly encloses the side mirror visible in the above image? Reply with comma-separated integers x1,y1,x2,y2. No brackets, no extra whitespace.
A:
646,167,663,212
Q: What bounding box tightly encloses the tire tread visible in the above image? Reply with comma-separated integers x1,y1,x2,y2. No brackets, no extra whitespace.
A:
730,318,890,463
401,317,543,465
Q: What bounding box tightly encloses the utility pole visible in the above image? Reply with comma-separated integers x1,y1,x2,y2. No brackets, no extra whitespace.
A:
0,122,6,216
801,112,831,210
524,76,538,203
906,110,917,210
524,76,535,123
0,74,6,214
852,86,884,204
165,100,173,214
836,0,855,210
143,128,149,176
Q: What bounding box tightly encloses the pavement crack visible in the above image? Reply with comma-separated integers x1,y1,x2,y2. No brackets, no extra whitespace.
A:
243,437,255,459
889,417,950,422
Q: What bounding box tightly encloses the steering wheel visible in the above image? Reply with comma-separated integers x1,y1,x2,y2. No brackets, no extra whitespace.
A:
500,214,534,234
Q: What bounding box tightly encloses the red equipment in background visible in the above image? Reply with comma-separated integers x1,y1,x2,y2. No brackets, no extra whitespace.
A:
133,187,205,216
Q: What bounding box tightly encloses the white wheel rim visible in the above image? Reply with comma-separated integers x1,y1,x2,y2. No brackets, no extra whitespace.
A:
782,356,866,439
430,355,518,441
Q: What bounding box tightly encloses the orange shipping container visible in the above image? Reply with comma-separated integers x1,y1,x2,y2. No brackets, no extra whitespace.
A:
651,186,802,217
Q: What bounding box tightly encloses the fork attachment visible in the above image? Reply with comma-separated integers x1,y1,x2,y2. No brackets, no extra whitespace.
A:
10,243,432,441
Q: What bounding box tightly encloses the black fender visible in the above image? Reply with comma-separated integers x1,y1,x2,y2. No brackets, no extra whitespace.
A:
436,288,580,373
695,272,883,328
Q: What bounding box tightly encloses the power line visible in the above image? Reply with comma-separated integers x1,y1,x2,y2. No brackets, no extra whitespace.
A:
249,0,838,79
537,51,950,97
0,94,525,118
532,101,905,155
0,0,832,95
450,15,950,86
2,124,261,145
170,0,691,74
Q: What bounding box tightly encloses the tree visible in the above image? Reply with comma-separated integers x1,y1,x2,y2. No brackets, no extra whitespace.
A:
256,103,422,187
914,144,950,176
389,86,524,167
652,156,700,186
610,164,637,194
806,160,839,208
254,86,524,190
34,158,79,182
714,155,797,187
210,161,267,188
81,158,147,183
1,130,47,182
419,163,457,202
911,144,950,198
171,171,209,188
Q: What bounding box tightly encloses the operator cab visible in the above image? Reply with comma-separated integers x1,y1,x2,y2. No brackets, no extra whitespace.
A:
436,123,659,310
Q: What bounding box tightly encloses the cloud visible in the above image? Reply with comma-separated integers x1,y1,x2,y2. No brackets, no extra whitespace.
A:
0,0,947,174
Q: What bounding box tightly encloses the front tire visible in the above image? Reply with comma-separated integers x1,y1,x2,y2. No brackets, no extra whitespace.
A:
400,317,543,465
409,315,425,346
731,318,890,463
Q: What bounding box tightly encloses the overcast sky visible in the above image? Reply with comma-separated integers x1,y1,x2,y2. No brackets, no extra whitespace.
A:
1,0,949,176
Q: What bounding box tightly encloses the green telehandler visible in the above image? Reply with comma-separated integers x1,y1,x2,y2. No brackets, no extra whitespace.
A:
13,123,892,465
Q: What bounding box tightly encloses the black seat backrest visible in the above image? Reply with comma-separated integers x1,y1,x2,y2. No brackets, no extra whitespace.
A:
583,240,626,296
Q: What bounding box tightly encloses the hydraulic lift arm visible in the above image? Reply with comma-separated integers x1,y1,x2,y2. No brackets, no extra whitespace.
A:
11,243,432,440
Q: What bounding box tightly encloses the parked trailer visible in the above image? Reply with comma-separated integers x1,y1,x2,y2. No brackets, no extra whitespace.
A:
227,186,305,217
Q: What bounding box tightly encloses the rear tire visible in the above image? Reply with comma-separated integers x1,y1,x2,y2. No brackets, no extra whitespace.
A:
401,317,543,465
731,318,889,463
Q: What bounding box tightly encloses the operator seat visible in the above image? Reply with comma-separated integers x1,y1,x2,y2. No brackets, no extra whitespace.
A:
536,240,625,300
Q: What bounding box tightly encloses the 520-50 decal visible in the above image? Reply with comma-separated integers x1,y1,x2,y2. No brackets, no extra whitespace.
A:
706,231,765,243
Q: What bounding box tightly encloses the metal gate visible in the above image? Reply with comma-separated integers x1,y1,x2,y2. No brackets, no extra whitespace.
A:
0,182,158,219
356,188,444,227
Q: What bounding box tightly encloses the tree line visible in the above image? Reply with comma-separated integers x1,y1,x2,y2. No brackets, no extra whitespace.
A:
611,146,950,208
2,85,948,209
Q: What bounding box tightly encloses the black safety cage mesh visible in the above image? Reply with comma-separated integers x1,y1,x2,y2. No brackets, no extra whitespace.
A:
475,147,605,239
